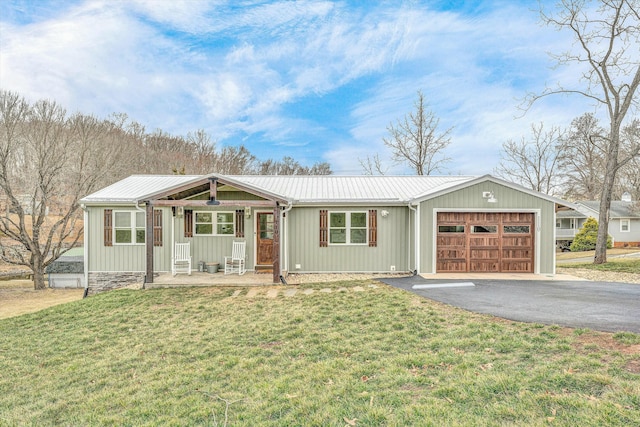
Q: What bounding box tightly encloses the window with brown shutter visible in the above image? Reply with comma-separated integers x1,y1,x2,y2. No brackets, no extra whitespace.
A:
319,209,328,247
235,210,245,238
369,209,377,247
184,209,193,237
153,209,163,246
104,209,113,246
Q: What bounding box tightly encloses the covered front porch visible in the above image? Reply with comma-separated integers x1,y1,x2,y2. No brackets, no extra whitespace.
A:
142,176,290,285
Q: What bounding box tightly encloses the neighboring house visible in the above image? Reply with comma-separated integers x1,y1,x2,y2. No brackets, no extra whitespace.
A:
80,174,571,293
46,247,85,288
555,193,640,249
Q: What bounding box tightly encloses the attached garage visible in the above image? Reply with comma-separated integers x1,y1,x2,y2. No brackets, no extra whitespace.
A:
436,212,534,272
415,175,565,276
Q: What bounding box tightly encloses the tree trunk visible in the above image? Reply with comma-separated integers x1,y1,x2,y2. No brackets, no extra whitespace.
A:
31,254,47,290
594,130,620,265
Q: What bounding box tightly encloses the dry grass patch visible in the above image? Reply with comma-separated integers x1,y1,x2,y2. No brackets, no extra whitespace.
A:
0,280,84,320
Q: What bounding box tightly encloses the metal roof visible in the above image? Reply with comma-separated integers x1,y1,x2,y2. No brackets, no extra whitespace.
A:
80,175,201,204
230,175,476,203
82,174,576,207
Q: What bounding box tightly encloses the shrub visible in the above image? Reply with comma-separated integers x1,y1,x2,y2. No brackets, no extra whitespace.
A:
570,217,613,251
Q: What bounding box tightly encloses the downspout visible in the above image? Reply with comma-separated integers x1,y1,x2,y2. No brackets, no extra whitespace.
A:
135,201,148,288
281,202,294,282
81,204,89,298
407,202,419,275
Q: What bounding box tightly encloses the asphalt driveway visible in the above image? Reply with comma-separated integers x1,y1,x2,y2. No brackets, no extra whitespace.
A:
379,276,640,333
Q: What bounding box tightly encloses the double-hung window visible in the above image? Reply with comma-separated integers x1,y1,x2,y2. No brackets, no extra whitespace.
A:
194,211,235,236
620,219,631,232
329,211,367,245
114,211,145,244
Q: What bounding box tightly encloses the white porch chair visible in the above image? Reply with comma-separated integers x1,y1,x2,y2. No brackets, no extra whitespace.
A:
224,241,246,275
172,242,192,276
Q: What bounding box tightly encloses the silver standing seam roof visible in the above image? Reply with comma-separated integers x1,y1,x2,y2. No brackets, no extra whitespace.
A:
80,174,478,205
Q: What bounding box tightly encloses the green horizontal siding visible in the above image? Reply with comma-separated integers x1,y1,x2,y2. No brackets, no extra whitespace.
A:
87,206,172,273
286,206,410,273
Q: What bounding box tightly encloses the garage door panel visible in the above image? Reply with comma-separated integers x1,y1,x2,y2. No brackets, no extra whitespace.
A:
502,261,532,272
470,261,499,272
438,248,466,258
436,212,534,273
437,260,467,272
470,249,499,258
437,235,465,246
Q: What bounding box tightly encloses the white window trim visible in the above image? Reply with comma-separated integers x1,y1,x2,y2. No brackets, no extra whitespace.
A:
620,218,631,233
328,211,368,246
113,210,145,245
194,210,235,236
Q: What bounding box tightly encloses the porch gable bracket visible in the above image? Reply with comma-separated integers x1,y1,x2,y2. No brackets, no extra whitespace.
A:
209,178,217,202
151,199,277,207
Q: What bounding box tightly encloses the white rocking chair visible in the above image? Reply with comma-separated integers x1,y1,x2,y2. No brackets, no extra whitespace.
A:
172,242,192,276
224,241,246,275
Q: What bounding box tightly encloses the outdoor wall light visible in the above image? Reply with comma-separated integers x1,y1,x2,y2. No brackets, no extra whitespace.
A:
244,207,251,218
381,210,390,218
483,191,497,203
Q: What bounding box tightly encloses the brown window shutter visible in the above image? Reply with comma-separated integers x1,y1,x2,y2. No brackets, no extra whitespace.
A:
319,209,328,247
369,209,377,247
184,209,193,238
104,209,113,247
235,210,245,237
153,209,163,247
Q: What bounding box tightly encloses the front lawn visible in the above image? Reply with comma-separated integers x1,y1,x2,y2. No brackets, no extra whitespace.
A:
560,258,640,274
1,281,638,426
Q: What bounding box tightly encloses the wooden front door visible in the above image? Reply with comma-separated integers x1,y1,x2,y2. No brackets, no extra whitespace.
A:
256,212,274,266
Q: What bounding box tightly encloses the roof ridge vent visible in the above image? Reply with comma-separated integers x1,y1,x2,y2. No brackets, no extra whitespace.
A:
621,192,632,202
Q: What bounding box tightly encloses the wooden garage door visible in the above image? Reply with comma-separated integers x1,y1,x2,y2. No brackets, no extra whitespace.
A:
436,212,534,273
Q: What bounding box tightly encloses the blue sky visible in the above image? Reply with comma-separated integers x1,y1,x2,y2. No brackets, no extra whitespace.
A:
0,0,597,175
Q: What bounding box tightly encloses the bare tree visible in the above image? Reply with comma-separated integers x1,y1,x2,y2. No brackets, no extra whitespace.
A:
383,90,452,175
495,122,564,195
214,145,257,175
530,0,640,264
558,113,608,200
308,161,332,175
359,153,388,175
0,91,124,289
256,156,332,175
616,119,640,200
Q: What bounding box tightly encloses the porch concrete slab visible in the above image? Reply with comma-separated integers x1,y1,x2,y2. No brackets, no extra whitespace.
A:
149,271,275,288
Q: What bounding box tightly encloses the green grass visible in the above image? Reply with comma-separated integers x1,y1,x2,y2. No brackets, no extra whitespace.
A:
559,258,640,273
1,281,639,426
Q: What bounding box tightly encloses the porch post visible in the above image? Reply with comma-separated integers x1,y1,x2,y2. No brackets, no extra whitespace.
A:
272,203,280,284
145,202,154,284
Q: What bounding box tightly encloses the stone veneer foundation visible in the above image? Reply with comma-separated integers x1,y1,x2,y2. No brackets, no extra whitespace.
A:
88,272,146,294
